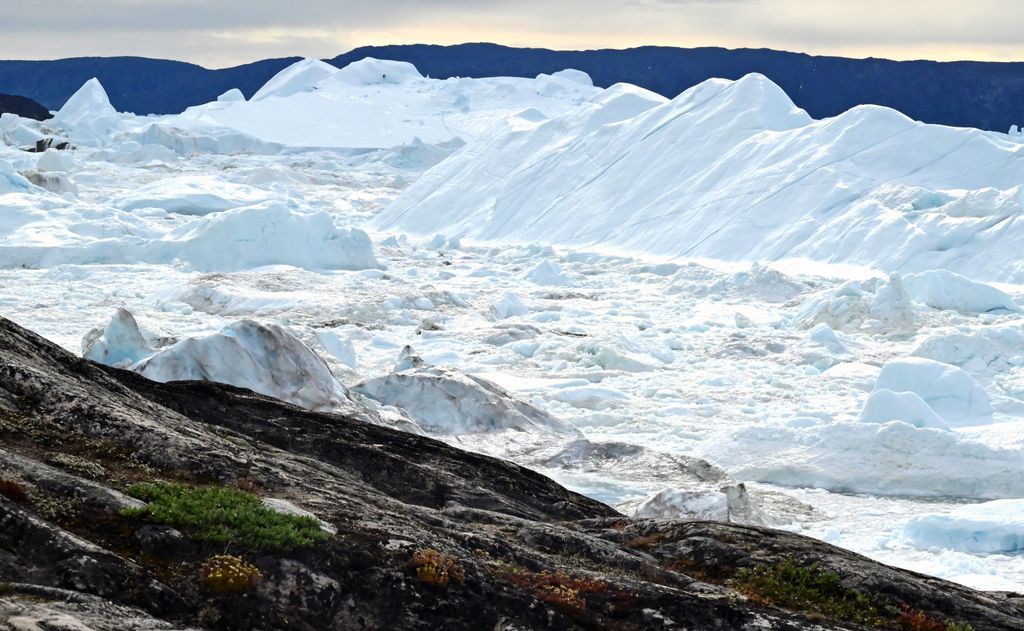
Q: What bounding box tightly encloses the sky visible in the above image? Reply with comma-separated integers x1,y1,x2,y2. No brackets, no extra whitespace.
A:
2,0,1023,68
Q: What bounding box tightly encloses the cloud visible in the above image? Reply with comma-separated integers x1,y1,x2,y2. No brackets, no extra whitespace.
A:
1,0,1022,67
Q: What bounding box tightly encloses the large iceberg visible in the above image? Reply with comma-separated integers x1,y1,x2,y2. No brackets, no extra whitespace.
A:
83,311,360,413
51,78,118,129
377,73,1024,283
354,347,581,436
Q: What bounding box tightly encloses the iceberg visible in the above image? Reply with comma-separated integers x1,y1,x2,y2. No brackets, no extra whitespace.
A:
378,73,1024,283
904,500,1024,554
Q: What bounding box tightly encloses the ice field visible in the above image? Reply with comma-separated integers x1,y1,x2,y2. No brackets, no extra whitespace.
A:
3,57,1024,591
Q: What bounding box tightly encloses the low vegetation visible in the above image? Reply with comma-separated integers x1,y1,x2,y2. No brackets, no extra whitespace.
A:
412,548,464,588
121,482,330,553
489,560,608,614
736,558,888,626
897,608,975,631
200,554,262,593
736,558,975,631
0,478,27,503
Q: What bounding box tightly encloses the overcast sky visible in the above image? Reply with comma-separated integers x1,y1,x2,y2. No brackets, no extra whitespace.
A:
2,0,1023,68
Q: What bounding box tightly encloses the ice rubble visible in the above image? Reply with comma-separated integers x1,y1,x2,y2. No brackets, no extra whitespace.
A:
173,57,599,148
0,159,32,193
903,269,1021,314
0,200,380,272
378,72,1024,283
903,500,1024,554
702,354,1006,495
704,418,1024,499
113,175,273,214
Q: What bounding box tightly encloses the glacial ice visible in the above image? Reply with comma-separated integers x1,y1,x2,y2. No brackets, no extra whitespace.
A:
82,308,154,367
51,78,120,142
84,311,361,413
378,73,1024,283
5,58,1024,591
874,357,992,425
859,389,951,430
251,58,340,101
355,348,581,436
217,88,245,103
705,418,1024,499
328,57,424,86
904,500,1024,554
138,320,360,412
903,269,1021,314
0,158,32,193
0,200,379,272
114,175,273,215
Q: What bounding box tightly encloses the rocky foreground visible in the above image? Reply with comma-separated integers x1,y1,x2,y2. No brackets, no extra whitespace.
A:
0,316,1020,630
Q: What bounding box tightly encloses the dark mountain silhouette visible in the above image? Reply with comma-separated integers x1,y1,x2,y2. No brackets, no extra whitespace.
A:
0,92,50,120
2,43,1023,131
0,56,299,115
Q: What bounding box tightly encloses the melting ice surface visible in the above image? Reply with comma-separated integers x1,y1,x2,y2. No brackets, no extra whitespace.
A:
4,57,1024,592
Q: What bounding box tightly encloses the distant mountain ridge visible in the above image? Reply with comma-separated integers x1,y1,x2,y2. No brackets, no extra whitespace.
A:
2,43,1023,131
0,92,50,120
0,56,301,116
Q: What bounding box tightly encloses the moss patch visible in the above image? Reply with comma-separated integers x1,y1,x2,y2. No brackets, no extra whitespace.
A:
122,482,330,553
735,558,887,627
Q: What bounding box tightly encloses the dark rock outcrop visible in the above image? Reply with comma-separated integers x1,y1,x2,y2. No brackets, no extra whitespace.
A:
0,316,1020,630
0,93,50,120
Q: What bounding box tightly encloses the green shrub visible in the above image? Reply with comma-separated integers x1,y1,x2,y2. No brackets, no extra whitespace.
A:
735,558,886,626
122,482,330,553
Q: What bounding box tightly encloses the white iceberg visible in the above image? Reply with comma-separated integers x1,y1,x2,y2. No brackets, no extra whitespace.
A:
904,500,1024,554
874,357,992,425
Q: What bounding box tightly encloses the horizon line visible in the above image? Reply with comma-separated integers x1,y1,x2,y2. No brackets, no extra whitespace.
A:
3,41,1024,72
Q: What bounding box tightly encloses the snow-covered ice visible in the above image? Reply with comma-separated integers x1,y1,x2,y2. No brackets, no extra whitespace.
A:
874,357,993,425
904,500,1024,554
4,60,1024,593
378,73,1024,283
